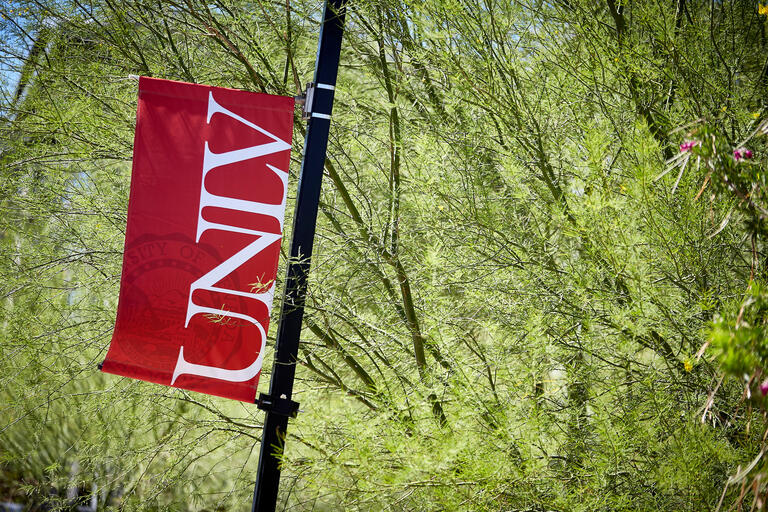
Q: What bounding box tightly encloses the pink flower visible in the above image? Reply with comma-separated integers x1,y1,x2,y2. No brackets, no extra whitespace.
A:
680,140,699,152
734,148,753,161
761,379,768,396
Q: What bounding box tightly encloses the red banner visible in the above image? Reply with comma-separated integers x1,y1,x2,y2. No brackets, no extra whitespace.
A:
101,77,294,402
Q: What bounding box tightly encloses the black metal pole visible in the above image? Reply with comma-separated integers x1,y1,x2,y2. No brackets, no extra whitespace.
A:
251,1,347,511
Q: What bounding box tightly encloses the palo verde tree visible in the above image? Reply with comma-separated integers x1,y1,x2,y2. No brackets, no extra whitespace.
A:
2,0,768,510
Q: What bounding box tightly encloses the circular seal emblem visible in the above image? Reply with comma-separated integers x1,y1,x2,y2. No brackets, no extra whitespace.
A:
117,233,252,372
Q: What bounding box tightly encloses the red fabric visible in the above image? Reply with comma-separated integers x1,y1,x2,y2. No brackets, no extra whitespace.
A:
102,77,293,402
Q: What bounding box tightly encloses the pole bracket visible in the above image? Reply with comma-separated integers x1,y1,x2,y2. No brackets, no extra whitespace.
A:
298,81,336,121
256,393,300,418
300,82,316,121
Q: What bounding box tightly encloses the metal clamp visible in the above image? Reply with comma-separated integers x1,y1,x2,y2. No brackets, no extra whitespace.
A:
256,392,300,418
297,81,336,121
301,82,316,121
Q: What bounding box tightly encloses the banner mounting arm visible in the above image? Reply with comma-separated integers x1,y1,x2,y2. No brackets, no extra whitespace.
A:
256,393,300,418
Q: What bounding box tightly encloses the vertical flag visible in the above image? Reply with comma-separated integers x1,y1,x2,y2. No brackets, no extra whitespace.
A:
101,77,294,402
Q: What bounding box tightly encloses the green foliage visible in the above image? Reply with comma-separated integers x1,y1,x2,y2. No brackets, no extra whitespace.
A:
711,282,768,378
2,0,768,510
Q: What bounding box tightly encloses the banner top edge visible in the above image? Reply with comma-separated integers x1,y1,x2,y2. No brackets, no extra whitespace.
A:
137,76,296,112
